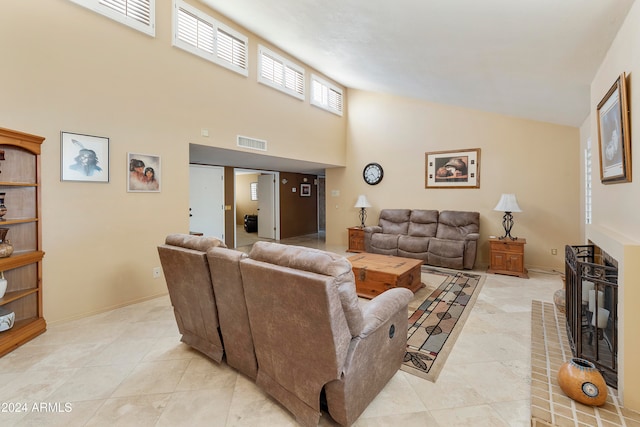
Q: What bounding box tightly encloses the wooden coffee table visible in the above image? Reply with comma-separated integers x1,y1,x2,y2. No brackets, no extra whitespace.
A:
348,253,424,299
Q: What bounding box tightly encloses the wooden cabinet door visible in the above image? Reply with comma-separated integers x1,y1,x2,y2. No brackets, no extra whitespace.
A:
506,253,523,273
491,251,508,271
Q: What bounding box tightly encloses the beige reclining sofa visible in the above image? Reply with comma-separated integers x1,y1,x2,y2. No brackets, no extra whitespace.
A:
158,236,413,426
241,241,413,426
364,209,480,269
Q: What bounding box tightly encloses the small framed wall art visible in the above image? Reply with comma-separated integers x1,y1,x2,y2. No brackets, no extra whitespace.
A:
61,131,109,183
425,148,480,189
300,183,311,197
128,152,161,192
597,72,631,184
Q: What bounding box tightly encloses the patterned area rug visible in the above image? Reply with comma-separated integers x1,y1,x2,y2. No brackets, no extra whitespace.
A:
401,266,486,382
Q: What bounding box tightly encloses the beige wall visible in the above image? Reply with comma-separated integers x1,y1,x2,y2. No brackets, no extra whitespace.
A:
326,90,582,271
585,1,640,410
589,4,640,236
0,0,346,322
235,174,259,225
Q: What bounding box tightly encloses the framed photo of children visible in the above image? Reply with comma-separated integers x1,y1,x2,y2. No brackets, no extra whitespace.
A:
60,131,109,183
425,148,480,189
597,72,631,184
128,152,161,192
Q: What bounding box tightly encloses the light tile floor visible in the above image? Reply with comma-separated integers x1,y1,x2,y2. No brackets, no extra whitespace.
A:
0,234,562,426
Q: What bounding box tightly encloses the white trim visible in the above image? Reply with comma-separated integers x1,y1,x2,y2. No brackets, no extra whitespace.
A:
258,45,305,100
70,0,155,37
172,0,248,77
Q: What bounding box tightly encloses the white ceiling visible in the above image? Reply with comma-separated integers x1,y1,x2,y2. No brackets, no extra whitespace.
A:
201,0,634,127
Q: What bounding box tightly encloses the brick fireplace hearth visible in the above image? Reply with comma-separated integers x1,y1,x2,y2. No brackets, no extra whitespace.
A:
530,300,640,426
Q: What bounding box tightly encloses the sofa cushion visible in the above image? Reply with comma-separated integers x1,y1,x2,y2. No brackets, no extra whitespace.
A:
408,210,438,237
371,233,401,251
398,235,431,253
207,247,258,380
379,209,411,235
436,210,480,241
248,241,364,337
427,238,465,269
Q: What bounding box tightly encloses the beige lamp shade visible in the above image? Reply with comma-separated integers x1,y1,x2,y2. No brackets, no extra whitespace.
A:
354,195,372,208
494,193,522,212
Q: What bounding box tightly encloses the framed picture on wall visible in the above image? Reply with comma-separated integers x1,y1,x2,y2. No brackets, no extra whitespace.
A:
597,72,631,184
128,152,161,192
60,131,109,183
300,183,311,197
425,148,480,189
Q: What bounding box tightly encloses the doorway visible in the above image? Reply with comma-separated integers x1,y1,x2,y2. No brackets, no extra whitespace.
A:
234,169,279,248
257,173,276,239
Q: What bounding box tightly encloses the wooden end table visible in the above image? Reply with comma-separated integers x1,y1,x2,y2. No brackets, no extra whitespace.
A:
347,227,365,253
487,237,528,278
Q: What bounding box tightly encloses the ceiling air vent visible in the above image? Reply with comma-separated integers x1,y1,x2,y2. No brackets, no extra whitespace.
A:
237,135,267,151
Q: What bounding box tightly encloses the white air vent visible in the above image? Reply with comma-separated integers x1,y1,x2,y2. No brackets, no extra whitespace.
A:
237,135,267,151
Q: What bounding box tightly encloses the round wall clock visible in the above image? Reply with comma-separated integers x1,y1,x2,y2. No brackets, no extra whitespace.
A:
363,162,384,185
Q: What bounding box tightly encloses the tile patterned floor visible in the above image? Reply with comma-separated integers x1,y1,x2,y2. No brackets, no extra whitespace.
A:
530,300,640,427
0,234,569,426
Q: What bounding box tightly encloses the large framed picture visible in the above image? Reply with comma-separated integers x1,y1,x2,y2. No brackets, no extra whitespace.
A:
60,131,109,183
425,148,480,189
597,73,631,184
128,152,161,192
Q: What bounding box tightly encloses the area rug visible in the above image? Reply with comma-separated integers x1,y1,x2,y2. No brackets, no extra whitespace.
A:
401,266,486,382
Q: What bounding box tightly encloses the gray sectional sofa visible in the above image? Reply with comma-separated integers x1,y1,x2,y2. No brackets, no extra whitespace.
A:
363,209,480,269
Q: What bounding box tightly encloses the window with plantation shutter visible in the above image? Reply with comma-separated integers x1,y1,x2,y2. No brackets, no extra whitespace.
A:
585,140,592,225
70,0,155,36
258,45,305,100
311,74,344,116
217,29,247,70
172,0,248,77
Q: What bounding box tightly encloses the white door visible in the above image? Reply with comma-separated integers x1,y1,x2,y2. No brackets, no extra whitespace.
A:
257,174,276,239
190,165,225,239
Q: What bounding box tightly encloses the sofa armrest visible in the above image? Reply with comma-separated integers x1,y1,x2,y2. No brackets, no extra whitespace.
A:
364,225,382,234
360,288,413,337
363,225,382,253
465,233,480,241
327,290,411,425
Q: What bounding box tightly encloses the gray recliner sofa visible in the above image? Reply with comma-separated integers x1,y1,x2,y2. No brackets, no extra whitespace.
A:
364,209,480,269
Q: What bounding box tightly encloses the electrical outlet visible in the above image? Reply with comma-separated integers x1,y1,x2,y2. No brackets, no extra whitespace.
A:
153,267,162,278
551,248,558,255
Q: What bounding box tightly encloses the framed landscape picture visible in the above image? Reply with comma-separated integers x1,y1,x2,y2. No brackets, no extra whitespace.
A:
597,72,631,184
425,148,480,189
127,152,161,192
60,131,109,183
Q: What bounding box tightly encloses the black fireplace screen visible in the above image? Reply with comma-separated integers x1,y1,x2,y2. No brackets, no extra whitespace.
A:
565,245,618,388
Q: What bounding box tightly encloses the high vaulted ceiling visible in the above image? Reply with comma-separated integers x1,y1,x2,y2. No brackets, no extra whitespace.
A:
201,0,634,127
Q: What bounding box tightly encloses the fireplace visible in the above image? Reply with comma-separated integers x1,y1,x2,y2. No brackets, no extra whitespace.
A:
565,244,618,387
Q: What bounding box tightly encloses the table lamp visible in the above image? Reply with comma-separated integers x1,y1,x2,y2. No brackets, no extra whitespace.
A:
494,193,522,240
354,195,372,228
